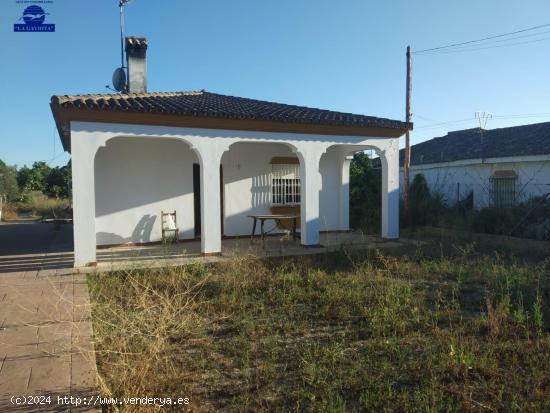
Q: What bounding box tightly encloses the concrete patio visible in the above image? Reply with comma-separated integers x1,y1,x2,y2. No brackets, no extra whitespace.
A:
94,231,408,272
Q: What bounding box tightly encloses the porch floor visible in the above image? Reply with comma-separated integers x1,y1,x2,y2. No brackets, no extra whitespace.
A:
92,231,412,273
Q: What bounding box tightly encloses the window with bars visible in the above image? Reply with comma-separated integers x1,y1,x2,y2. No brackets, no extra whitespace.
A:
271,164,301,206
489,171,518,208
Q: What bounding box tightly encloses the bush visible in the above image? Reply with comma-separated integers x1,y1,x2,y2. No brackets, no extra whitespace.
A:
3,191,71,221
401,174,550,242
412,193,550,241
349,152,381,233
455,190,474,218
470,195,550,241
0,160,19,201
406,174,446,228
471,207,515,235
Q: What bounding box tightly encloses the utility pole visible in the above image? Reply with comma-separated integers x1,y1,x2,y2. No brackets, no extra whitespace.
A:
404,46,412,213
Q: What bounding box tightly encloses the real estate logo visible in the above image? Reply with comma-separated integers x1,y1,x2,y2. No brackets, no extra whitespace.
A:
14,4,55,32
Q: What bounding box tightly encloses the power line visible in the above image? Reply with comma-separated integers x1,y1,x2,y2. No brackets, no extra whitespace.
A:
414,112,550,130
493,112,550,120
413,23,550,54
413,114,442,123
416,30,550,54
417,36,550,55
429,29,550,50
414,117,474,130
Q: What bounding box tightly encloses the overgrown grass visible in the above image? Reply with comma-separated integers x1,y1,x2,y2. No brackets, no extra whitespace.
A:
88,236,550,412
1,191,70,220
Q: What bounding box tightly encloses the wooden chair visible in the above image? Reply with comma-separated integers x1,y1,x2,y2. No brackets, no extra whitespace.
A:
161,210,179,243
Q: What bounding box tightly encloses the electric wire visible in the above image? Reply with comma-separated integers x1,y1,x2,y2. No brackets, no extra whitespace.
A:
413,23,550,55
416,36,550,55
413,113,550,130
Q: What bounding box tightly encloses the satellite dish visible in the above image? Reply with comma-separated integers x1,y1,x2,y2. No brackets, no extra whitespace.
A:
112,67,127,92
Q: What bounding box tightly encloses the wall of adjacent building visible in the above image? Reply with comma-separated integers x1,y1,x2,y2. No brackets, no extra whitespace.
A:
399,157,550,208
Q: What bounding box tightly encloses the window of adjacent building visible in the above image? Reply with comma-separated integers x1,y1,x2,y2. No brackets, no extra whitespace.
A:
270,158,300,206
489,170,518,208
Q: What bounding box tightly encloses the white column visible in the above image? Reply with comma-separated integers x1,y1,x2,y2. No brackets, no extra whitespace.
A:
296,145,326,246
339,155,352,231
380,141,400,239
71,133,100,267
192,141,229,255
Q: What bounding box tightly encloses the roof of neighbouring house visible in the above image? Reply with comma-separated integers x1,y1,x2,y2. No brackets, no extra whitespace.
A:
50,90,411,151
373,121,550,168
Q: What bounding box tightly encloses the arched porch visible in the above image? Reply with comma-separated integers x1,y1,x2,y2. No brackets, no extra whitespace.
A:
69,123,400,267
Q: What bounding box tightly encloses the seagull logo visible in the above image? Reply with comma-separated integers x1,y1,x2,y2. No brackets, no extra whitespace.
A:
14,4,55,32
19,5,49,25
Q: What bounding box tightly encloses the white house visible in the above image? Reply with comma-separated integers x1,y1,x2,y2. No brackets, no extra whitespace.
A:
50,37,410,267
395,123,550,208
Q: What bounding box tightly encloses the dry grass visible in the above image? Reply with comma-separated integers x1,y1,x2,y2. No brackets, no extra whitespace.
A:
2,191,70,221
88,236,550,412
1,202,19,220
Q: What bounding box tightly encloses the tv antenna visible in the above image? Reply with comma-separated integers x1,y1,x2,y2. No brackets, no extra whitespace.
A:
475,111,492,130
475,111,492,161
107,0,133,92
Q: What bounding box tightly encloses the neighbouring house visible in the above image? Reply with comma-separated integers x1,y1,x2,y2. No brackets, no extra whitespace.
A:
50,37,410,267
392,122,550,208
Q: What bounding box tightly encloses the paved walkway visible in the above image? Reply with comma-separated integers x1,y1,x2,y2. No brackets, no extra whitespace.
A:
0,223,99,412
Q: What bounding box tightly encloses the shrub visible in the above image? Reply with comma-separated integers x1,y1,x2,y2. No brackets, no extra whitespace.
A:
349,152,381,233
407,174,446,228
471,207,515,235
4,191,71,220
469,195,550,240
0,160,19,201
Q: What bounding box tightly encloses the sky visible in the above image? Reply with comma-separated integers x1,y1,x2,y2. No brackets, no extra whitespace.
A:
1,0,549,167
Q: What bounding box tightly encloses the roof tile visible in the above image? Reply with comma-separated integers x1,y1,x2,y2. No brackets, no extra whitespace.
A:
382,122,550,167
51,90,410,130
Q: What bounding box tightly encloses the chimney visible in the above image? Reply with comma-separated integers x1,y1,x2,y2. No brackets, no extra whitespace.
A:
125,36,148,93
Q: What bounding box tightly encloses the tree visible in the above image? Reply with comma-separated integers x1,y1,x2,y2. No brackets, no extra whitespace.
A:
349,152,382,232
17,161,51,193
409,173,445,228
0,159,19,201
46,164,71,198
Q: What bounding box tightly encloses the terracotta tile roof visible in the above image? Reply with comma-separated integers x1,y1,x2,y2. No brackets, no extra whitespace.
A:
50,90,410,130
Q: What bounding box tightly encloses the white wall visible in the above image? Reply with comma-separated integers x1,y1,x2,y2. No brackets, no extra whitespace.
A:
400,159,550,208
222,142,294,236
95,137,197,245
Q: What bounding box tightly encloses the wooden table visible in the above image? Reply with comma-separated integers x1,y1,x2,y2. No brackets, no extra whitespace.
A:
248,214,300,241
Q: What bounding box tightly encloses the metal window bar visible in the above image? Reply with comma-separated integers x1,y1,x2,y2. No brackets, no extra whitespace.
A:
271,164,301,206
489,177,517,208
